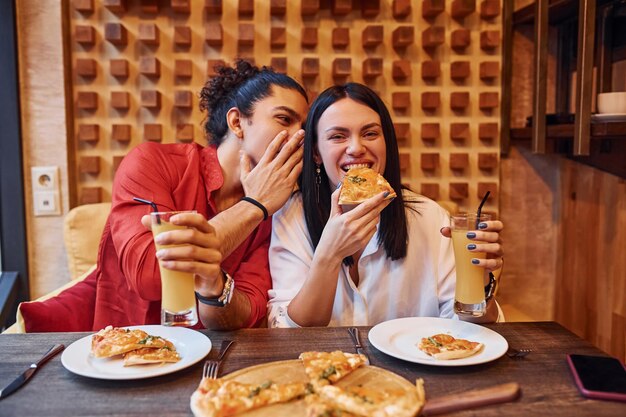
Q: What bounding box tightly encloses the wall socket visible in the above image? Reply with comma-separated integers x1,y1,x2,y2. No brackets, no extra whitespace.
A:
31,166,62,216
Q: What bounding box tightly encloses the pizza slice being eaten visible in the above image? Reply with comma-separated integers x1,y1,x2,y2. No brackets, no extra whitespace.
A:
299,351,368,389
418,333,484,360
338,167,397,205
190,378,309,417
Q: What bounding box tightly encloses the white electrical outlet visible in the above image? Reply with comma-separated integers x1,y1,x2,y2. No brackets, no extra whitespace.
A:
31,166,62,216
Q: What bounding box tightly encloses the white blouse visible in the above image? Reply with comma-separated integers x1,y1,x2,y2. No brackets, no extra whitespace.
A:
268,191,457,328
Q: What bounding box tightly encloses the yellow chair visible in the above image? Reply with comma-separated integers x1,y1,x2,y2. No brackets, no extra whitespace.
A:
64,202,111,280
3,203,110,333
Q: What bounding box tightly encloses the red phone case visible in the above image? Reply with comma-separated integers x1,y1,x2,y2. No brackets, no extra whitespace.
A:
566,354,626,402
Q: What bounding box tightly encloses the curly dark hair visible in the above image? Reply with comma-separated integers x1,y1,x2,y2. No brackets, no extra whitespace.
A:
199,59,308,145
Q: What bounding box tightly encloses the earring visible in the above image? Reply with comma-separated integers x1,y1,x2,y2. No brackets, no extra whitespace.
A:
315,164,321,204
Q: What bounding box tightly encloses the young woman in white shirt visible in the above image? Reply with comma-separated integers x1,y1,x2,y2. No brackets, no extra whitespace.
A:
268,83,504,328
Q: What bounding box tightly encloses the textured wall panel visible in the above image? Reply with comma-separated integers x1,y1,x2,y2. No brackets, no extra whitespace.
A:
69,0,501,213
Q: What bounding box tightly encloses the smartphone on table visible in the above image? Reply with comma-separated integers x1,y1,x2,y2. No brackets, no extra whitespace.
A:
566,354,626,402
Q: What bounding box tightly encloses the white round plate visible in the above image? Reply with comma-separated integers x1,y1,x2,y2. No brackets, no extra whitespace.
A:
368,317,508,367
591,113,626,122
61,325,211,380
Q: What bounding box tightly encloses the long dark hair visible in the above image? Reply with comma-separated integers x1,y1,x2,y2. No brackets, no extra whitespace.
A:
299,83,409,265
199,59,308,145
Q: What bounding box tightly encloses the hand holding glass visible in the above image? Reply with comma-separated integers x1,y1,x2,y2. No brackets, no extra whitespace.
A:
451,213,491,317
151,211,198,327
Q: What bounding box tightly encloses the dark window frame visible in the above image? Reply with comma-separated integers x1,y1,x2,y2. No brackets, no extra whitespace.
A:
0,0,29,328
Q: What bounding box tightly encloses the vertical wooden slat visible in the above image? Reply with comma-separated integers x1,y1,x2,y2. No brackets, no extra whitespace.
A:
596,3,614,96
500,0,513,156
555,21,575,115
532,0,548,154
62,0,77,209
573,0,596,156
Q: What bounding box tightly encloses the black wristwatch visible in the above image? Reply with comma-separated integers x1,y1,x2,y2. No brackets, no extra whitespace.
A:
195,270,235,307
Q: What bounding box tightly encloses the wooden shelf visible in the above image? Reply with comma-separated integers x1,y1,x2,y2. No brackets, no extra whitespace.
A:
510,122,626,178
513,0,615,25
511,121,626,140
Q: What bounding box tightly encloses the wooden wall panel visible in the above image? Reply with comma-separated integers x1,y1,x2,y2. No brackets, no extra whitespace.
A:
498,146,558,322
556,161,626,361
68,0,503,214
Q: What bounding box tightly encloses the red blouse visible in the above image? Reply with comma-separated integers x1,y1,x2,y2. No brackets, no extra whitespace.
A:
21,142,271,331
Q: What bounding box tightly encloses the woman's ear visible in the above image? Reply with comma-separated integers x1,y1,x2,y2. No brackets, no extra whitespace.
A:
313,146,322,165
226,107,244,139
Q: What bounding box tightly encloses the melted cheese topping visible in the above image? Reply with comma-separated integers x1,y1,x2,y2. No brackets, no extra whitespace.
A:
418,333,484,360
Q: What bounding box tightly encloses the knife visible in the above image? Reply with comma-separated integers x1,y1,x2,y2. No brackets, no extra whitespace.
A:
348,327,370,365
0,344,64,400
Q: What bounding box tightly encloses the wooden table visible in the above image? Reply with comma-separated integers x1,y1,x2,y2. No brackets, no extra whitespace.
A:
0,322,624,416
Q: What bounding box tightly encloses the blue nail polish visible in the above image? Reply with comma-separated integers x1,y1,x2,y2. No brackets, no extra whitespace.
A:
471,258,480,265
336,182,341,189
478,222,488,229
467,244,476,250
466,232,476,238
383,191,390,198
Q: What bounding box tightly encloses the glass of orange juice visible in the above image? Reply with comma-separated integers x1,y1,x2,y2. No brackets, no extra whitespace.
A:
451,213,491,317
151,211,198,327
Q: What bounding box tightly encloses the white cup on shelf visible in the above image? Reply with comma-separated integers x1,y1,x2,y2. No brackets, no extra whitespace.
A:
596,92,626,114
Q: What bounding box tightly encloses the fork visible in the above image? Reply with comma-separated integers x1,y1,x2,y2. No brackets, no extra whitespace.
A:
506,348,532,359
203,340,235,379
348,327,370,365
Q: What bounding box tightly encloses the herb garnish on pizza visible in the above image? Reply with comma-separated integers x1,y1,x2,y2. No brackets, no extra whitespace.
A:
90,326,181,366
418,333,484,360
190,378,309,417
299,350,368,388
338,167,396,205
308,379,425,417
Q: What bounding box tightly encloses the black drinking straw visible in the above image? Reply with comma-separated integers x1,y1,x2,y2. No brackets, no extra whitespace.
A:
475,191,491,229
133,197,160,224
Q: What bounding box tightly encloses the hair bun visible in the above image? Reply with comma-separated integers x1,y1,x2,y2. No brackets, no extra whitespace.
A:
199,59,261,112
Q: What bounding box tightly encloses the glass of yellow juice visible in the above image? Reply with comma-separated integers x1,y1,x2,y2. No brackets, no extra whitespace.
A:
451,213,491,317
151,211,198,327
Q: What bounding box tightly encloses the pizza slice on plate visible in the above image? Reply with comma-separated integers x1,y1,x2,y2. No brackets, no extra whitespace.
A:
299,351,368,389
190,378,309,417
306,379,425,417
418,333,484,360
123,346,181,366
338,167,397,205
91,326,172,358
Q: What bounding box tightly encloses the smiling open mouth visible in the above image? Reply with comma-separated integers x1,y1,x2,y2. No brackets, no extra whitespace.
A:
341,163,372,172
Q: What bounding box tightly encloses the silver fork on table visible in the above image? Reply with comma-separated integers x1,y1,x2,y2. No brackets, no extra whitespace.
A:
506,347,532,359
203,340,235,379
348,327,370,365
